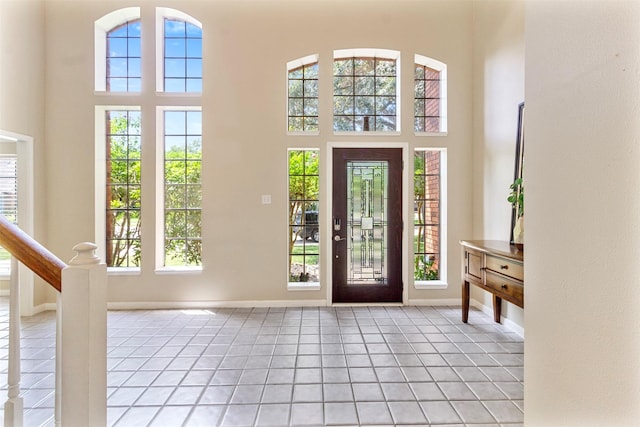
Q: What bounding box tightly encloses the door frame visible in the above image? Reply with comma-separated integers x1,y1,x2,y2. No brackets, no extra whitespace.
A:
325,141,409,305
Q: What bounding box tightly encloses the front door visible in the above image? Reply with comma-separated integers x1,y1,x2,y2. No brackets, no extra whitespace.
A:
332,148,403,303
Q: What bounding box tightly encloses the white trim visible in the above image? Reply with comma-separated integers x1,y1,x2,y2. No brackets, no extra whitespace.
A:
326,141,409,305
334,48,400,60
156,8,203,93
0,129,35,316
413,282,448,290
108,299,328,310
414,54,447,133
94,8,141,92
288,282,321,291
470,299,525,338
407,298,461,306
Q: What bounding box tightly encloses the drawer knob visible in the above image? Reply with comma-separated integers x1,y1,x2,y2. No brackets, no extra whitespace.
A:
500,264,509,270
501,284,508,289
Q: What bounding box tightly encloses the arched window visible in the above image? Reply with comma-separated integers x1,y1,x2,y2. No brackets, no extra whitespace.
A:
95,8,141,92
414,54,447,134
156,8,202,93
333,49,401,132
287,55,319,133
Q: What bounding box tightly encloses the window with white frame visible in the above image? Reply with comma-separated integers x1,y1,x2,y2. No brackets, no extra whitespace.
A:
413,149,446,284
414,54,447,134
287,55,319,132
160,109,202,268
0,156,17,275
95,7,141,92
96,7,202,272
288,149,319,284
333,49,400,132
105,110,142,267
157,8,202,93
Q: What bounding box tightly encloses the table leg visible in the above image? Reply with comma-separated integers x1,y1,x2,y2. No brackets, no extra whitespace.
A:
492,294,502,323
462,281,470,323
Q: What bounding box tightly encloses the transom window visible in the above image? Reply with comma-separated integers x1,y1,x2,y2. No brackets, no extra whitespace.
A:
105,110,141,267
162,110,202,267
333,50,399,132
106,20,141,92
164,19,203,92
287,56,319,132
414,54,447,134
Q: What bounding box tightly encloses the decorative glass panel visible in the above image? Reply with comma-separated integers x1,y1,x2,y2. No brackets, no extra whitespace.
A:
346,160,388,284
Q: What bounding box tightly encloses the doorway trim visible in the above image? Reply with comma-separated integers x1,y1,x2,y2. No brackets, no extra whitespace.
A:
0,129,35,316
325,141,409,305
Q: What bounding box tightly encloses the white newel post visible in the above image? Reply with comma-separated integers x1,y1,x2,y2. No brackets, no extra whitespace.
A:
56,243,107,427
5,257,23,427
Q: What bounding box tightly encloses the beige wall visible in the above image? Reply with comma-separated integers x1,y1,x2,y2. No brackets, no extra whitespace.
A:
471,0,525,328
38,0,474,306
0,0,56,306
525,0,640,425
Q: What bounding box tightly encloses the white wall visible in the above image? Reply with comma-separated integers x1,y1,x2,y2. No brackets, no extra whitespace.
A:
472,0,524,329
525,1,640,425
39,0,474,306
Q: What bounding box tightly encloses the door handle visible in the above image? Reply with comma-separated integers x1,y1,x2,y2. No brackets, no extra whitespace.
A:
334,235,346,242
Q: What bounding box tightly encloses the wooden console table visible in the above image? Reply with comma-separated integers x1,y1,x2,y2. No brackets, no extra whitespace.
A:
460,240,523,323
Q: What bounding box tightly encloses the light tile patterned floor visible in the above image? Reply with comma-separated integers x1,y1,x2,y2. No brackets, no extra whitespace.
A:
0,301,524,426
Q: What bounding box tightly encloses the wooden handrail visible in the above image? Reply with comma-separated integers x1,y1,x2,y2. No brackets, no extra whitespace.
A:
0,215,65,292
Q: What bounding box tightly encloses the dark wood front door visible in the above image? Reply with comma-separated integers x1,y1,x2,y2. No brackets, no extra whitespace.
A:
332,148,403,303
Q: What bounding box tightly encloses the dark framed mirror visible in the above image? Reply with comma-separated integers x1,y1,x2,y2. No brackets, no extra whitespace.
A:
510,102,524,244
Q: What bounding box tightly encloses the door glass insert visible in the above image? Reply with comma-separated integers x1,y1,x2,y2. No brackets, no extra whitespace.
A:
346,160,388,285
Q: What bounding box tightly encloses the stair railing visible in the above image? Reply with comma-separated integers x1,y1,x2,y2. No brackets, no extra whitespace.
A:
0,215,107,427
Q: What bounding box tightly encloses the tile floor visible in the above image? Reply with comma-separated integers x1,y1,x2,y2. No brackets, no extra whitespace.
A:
0,301,524,426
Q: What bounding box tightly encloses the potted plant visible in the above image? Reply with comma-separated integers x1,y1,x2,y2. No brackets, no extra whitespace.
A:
508,178,524,244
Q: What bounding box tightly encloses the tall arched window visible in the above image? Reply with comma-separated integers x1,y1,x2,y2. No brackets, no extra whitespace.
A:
287,55,319,133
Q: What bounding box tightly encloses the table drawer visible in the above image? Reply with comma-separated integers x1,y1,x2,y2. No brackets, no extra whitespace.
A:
465,248,483,281
486,255,523,281
485,271,524,307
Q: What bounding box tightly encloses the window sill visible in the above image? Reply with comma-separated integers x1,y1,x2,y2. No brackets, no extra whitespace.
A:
288,282,320,291
155,266,202,275
414,280,448,290
287,131,320,137
333,131,401,137
107,267,141,276
415,131,448,137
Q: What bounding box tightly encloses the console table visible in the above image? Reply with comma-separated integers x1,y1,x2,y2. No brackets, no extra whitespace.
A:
460,240,523,323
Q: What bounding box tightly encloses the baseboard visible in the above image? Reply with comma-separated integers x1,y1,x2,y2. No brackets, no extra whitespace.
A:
407,298,462,306
470,299,525,338
107,299,329,310
32,302,56,315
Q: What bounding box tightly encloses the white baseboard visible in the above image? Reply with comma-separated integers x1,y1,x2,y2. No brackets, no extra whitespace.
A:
407,298,462,306
32,302,56,315
470,299,525,338
107,299,329,310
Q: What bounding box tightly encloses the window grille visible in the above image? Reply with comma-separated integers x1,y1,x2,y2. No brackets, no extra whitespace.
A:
288,150,319,283
414,150,441,281
106,110,142,267
288,62,319,132
106,20,141,92
333,57,397,132
164,19,202,93
163,110,202,267
414,65,441,132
